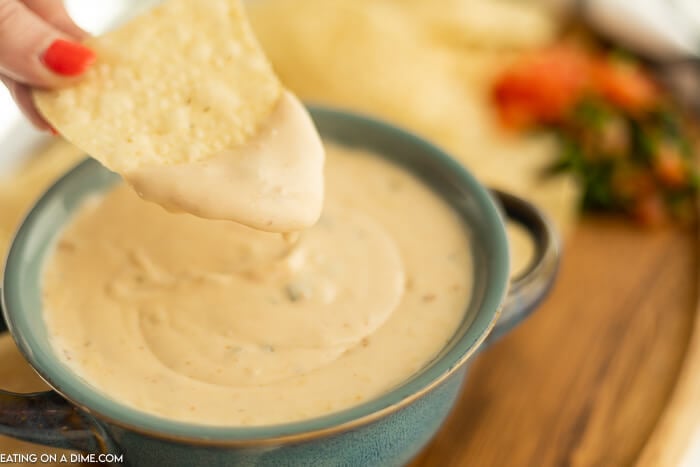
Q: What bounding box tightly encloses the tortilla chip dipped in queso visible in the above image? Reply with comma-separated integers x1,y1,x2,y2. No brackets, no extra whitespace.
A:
33,0,325,233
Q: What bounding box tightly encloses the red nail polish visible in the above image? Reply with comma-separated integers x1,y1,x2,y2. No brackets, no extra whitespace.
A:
43,39,96,76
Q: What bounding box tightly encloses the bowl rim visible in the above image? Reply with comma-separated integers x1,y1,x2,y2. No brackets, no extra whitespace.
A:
1,105,510,446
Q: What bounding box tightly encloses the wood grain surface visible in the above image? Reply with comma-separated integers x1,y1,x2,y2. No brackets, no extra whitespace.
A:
410,217,697,467
637,220,700,467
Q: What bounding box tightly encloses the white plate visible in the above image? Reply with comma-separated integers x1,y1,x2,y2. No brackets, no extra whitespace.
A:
584,0,700,60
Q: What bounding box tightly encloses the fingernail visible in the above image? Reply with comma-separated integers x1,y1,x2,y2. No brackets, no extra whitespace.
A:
42,39,96,77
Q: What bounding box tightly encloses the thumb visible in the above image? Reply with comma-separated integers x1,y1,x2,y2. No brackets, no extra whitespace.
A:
0,0,95,88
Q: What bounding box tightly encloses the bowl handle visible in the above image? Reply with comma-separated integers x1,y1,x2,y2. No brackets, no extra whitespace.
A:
486,189,561,344
0,388,113,453
0,292,120,458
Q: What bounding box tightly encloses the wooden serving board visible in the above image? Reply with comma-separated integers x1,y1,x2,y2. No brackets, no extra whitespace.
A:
410,217,697,467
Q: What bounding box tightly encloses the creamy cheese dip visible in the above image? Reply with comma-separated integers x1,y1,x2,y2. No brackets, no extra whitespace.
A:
125,91,326,232
42,144,473,426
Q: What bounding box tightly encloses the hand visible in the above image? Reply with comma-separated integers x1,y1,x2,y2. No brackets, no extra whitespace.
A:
0,0,96,131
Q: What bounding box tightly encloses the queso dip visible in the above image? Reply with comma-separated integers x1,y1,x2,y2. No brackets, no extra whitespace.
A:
42,143,473,426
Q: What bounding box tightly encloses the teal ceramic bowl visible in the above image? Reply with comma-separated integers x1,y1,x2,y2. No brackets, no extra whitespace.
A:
0,107,559,466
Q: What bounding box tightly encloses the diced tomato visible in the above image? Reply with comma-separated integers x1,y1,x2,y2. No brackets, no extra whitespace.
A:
493,102,539,130
492,45,592,129
493,45,661,128
632,193,668,227
653,143,688,188
591,59,660,113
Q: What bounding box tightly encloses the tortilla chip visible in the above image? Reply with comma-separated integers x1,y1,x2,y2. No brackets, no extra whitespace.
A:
33,0,281,174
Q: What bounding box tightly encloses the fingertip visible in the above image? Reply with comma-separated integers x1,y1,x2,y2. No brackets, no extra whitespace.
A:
56,20,91,42
0,0,97,88
42,39,96,77
74,28,91,42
